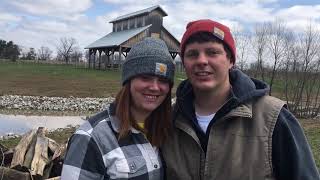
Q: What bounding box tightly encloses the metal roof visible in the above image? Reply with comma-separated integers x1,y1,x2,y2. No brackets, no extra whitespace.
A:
109,5,167,23
85,25,151,49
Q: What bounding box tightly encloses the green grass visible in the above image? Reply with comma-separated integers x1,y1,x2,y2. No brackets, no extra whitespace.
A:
301,119,320,169
0,126,77,149
0,61,186,97
47,125,78,144
0,61,121,97
0,137,21,149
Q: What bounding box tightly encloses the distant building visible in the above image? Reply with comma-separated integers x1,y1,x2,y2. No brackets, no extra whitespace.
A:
85,5,180,69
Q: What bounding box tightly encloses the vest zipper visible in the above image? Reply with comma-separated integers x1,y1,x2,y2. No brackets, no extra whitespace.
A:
175,119,205,180
201,112,252,179
175,120,204,151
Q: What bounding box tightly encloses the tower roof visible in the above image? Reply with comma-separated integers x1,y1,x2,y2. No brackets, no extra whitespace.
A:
109,5,167,23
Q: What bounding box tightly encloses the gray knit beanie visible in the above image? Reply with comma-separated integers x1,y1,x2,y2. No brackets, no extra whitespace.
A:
122,37,175,85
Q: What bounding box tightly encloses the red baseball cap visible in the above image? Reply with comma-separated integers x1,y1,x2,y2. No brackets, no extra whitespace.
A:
180,19,236,64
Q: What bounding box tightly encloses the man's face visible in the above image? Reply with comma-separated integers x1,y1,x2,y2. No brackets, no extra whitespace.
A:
183,41,233,93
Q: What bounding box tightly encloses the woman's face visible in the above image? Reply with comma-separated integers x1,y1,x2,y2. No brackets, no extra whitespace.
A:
130,74,170,115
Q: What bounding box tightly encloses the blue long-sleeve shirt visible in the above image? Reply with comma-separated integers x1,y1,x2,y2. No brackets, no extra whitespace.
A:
273,108,320,179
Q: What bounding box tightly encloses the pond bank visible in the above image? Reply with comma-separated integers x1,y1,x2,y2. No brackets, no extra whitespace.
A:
0,114,85,136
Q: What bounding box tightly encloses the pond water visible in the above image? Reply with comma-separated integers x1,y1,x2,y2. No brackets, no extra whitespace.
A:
0,114,85,136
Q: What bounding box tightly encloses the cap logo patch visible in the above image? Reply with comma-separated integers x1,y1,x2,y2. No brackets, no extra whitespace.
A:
213,27,225,40
156,63,167,75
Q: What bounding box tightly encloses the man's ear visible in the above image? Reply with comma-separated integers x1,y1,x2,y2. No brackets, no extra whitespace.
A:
227,57,234,69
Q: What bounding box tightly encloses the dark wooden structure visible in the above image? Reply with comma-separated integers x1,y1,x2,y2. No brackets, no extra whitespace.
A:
85,5,180,69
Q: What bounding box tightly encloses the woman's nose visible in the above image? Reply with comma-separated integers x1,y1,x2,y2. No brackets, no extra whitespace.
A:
149,79,161,91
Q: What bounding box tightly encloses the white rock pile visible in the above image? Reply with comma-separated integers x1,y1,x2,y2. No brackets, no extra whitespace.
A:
0,95,115,112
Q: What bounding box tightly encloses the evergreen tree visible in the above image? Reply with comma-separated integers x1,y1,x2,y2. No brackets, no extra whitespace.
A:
0,39,20,61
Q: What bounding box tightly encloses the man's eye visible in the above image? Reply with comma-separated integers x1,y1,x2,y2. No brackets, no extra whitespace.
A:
185,51,198,58
206,50,220,56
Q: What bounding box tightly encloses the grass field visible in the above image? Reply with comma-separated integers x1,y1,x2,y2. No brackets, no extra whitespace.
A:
0,61,319,170
0,61,121,97
0,61,185,97
301,119,320,169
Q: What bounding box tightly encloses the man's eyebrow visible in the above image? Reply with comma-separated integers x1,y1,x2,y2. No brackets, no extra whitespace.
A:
205,47,223,51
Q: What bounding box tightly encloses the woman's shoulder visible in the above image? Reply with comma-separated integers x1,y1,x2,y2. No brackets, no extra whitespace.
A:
75,109,113,136
87,109,111,126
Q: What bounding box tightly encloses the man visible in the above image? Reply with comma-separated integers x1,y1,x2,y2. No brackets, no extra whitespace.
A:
162,19,320,180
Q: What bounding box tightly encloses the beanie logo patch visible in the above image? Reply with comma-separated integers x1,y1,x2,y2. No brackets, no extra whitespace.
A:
156,63,167,76
213,27,225,40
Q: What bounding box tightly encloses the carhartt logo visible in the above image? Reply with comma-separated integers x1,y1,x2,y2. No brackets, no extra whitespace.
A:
213,27,225,40
156,63,167,75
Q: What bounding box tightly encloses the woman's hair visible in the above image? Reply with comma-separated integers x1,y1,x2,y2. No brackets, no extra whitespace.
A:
115,81,172,147
184,31,233,61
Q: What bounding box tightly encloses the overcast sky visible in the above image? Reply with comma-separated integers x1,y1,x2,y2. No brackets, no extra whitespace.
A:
1,0,320,54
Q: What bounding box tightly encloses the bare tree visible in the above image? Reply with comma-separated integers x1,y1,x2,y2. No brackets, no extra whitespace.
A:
305,56,320,116
20,47,36,60
84,49,89,61
70,47,83,67
312,56,320,116
267,20,288,95
37,46,52,61
292,22,320,116
233,29,251,71
252,23,268,81
56,37,77,64
282,30,297,106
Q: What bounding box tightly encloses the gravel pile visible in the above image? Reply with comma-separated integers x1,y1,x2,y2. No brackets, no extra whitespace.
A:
0,95,115,112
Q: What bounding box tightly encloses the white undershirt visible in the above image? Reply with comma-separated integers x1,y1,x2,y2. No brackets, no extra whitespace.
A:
195,112,215,133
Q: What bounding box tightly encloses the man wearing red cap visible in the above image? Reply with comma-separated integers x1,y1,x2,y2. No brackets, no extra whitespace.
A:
162,19,320,180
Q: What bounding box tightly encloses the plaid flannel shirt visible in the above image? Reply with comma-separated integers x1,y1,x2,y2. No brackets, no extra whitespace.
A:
61,108,163,180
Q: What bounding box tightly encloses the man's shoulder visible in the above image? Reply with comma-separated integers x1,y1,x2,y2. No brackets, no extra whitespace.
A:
251,95,286,127
253,95,285,109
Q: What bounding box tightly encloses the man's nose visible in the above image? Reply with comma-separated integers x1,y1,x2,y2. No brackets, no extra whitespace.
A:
196,52,208,65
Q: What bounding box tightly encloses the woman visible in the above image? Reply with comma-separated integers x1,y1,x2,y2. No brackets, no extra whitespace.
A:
61,37,175,180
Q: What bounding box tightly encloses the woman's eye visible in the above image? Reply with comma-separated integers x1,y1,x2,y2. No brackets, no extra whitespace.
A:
139,75,151,81
158,78,168,84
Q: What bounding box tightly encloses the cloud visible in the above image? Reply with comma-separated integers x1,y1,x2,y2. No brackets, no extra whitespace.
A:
24,20,70,33
7,0,92,18
285,19,320,33
161,1,273,40
275,5,320,20
0,12,21,22
1,0,320,58
0,12,22,30
0,13,110,54
103,0,164,5
268,5,320,32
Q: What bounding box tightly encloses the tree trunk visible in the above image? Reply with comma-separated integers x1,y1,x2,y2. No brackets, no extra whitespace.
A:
9,127,63,179
11,129,37,169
